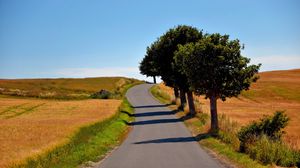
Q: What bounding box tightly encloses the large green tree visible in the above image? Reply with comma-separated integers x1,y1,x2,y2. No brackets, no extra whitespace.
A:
175,33,261,132
139,45,160,83
140,40,181,99
155,25,203,113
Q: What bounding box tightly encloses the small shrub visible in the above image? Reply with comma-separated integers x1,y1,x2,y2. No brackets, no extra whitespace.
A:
90,90,112,99
238,111,289,151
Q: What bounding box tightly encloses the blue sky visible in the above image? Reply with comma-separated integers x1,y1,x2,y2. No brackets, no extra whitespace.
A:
0,0,299,80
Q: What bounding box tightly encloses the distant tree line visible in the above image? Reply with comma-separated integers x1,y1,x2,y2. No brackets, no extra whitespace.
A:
139,25,261,132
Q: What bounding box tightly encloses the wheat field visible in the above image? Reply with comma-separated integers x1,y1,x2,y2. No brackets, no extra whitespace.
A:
0,97,121,167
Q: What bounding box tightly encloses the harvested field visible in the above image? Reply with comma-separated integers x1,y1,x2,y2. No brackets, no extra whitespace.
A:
0,97,121,167
158,69,300,149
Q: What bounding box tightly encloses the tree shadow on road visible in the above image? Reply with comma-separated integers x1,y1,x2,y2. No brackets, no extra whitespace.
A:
123,118,182,126
178,113,195,121
133,133,211,144
121,110,174,117
121,109,196,126
131,104,172,108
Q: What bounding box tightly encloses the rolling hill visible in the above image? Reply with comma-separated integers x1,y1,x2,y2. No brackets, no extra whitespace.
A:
0,77,140,99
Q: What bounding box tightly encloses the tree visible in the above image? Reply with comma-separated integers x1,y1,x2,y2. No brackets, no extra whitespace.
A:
139,46,159,83
140,39,180,100
154,25,203,113
175,33,261,132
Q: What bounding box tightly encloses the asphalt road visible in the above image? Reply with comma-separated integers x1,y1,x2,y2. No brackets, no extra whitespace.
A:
98,84,223,168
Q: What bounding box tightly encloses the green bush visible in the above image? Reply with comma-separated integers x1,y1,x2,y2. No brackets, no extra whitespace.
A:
238,111,289,151
90,89,114,99
236,111,300,167
247,134,300,167
90,92,112,99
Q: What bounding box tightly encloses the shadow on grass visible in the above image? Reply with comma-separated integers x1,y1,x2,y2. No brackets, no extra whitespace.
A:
133,133,211,144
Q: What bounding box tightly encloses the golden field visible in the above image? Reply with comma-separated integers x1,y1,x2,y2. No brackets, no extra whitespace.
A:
159,69,300,149
0,77,138,99
0,97,121,167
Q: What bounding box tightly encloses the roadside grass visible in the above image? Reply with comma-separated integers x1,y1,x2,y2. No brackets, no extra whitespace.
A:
150,85,269,168
10,98,134,168
0,77,141,100
200,137,268,168
245,135,300,167
150,85,172,104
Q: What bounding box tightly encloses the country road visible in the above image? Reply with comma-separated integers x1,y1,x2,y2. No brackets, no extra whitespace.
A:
98,84,224,168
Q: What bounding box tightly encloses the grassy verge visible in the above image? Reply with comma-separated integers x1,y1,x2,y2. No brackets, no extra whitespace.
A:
200,138,268,168
150,85,268,168
150,85,172,104
11,98,134,168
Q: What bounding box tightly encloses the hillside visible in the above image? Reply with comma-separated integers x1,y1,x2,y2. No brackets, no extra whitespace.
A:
159,69,300,149
241,69,300,102
0,77,140,99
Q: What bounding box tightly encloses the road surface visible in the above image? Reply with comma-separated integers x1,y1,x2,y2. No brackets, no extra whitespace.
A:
98,84,223,168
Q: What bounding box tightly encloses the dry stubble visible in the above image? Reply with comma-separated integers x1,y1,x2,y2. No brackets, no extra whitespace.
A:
0,97,121,167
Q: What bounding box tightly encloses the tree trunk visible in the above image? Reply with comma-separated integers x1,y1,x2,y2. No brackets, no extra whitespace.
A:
187,91,196,116
153,76,156,84
209,94,219,133
174,87,179,99
179,89,186,110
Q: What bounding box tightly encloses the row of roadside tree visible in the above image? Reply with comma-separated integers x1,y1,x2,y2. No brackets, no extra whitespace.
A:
139,25,261,132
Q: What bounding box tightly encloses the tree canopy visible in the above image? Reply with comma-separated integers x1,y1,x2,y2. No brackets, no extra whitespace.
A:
140,25,203,112
139,45,160,83
176,33,260,100
155,25,203,90
140,25,261,131
175,33,261,131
